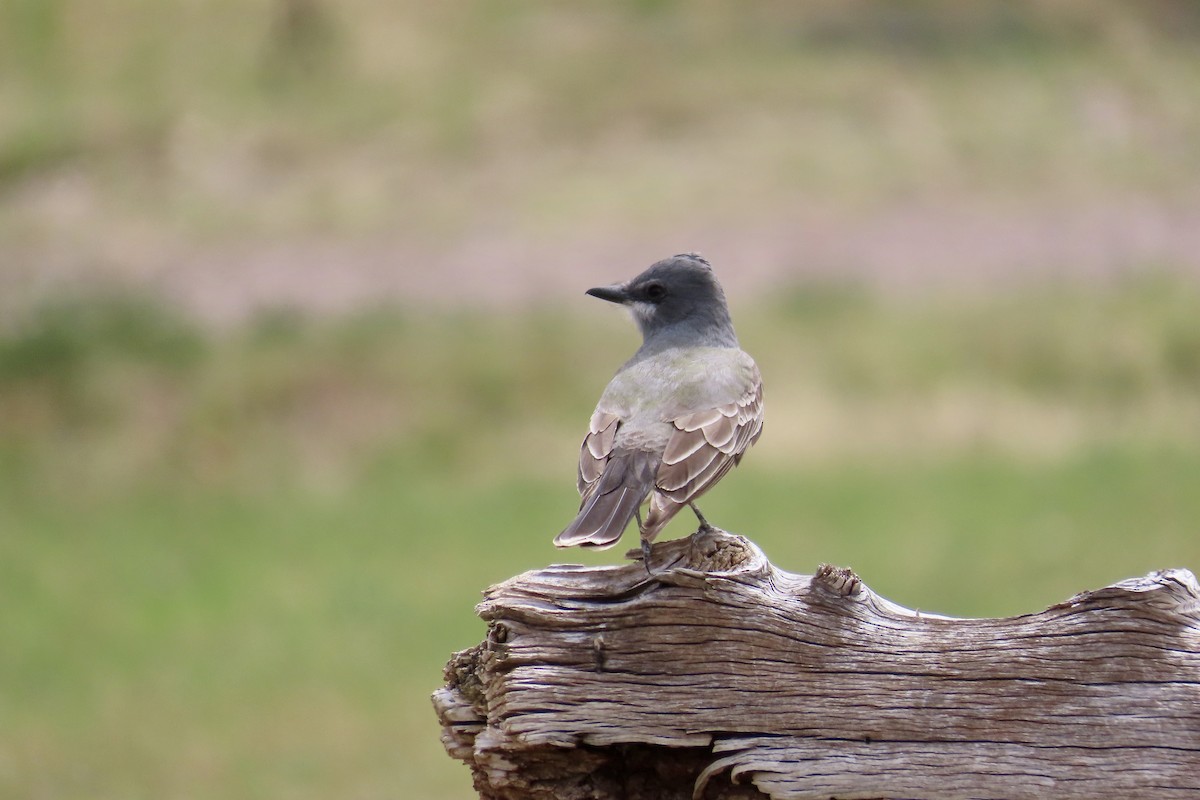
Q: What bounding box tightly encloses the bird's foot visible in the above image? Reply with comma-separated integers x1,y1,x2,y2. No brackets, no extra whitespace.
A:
689,502,715,534
641,537,655,576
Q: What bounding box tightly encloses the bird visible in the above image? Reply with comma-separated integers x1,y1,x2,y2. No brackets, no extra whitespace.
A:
554,253,764,566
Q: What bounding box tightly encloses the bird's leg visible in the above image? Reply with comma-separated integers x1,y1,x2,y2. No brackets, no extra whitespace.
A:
689,502,714,533
636,509,654,575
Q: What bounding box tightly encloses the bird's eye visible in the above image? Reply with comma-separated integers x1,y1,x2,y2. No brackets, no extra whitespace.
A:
643,282,667,302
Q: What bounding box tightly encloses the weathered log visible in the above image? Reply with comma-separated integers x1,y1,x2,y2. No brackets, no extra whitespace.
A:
433,528,1200,800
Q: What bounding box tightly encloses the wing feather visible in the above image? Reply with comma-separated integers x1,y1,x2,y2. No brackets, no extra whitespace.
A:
662,429,707,465
644,373,764,538
656,434,718,491
702,414,736,450
577,412,620,495
676,407,723,432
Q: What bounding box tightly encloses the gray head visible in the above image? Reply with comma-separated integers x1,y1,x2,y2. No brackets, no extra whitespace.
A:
586,253,738,350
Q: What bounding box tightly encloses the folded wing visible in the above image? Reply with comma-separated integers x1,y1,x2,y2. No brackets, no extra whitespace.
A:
555,411,656,550
576,410,620,494
644,375,764,538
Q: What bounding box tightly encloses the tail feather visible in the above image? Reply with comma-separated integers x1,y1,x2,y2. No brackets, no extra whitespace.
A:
555,450,657,549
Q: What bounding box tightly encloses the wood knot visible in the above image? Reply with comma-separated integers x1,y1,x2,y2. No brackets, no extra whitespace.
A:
487,622,513,664
813,563,862,597
441,644,487,708
685,528,752,572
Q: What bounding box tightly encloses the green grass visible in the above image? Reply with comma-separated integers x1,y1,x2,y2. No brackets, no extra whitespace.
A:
5,450,1200,799
2,280,1200,798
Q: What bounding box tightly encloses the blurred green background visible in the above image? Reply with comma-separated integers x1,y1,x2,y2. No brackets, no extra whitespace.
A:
4,2,1200,798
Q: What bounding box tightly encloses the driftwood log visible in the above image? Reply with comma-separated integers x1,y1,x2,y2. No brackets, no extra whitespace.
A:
433,529,1200,799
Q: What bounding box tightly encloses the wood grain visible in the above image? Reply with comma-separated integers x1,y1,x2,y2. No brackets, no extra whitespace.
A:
433,529,1200,800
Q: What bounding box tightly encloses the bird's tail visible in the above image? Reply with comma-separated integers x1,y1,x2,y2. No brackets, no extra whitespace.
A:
554,449,658,550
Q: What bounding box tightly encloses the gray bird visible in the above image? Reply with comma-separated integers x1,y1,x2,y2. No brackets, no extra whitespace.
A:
554,253,764,563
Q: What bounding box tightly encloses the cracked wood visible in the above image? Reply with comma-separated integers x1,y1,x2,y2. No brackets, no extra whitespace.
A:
434,529,1200,800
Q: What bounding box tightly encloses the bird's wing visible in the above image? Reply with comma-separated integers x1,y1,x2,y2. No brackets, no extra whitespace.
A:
652,372,764,510
576,410,621,496
555,409,647,550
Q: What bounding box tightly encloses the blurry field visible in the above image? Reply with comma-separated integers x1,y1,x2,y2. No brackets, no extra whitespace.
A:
3,279,1200,799
5,1,1200,317
4,2,1200,799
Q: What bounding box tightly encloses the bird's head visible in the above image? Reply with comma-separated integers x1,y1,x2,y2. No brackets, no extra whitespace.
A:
586,253,736,346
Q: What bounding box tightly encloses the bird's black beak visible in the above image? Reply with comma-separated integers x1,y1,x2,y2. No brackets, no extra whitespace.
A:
585,283,629,304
